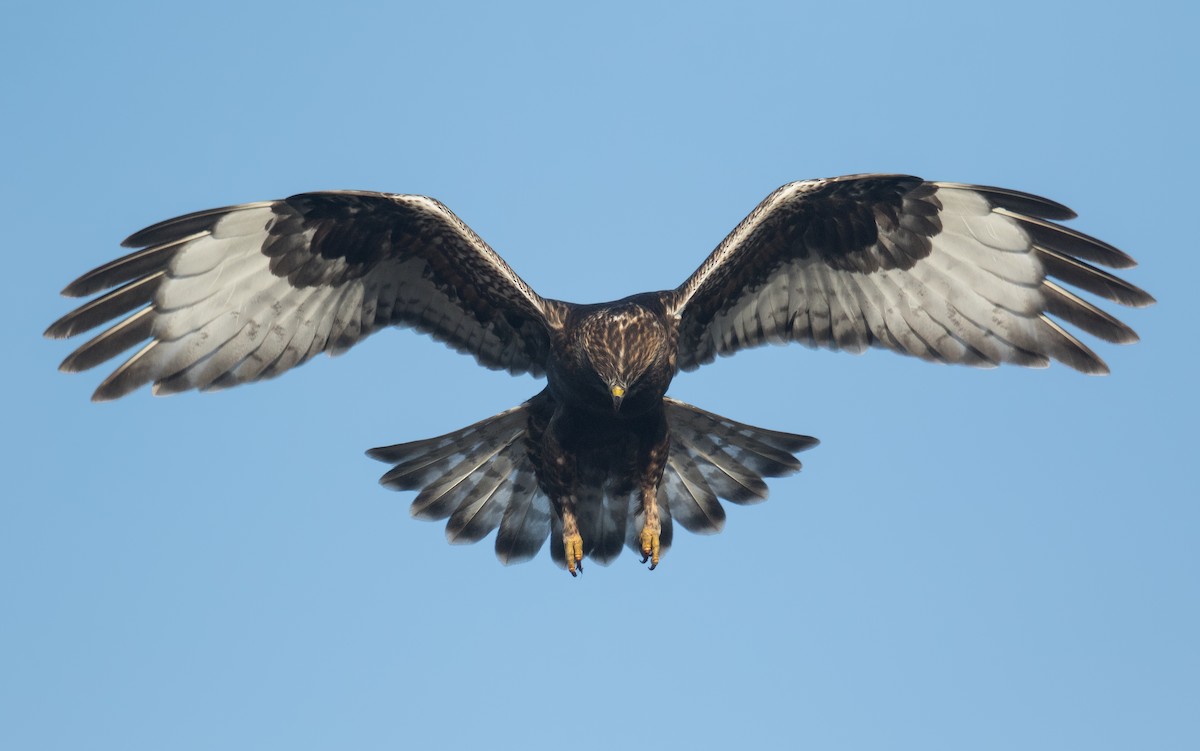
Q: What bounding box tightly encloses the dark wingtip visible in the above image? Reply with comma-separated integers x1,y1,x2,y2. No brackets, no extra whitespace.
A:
91,385,125,402
90,386,121,402
58,355,85,374
773,433,820,453
1068,352,1111,376
62,274,100,298
44,317,73,340
936,182,1078,221
364,446,391,462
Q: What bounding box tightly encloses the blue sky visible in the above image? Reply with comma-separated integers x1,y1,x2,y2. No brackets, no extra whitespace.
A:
3,2,1196,749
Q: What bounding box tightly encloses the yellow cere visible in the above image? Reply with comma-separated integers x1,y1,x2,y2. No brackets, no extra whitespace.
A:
611,386,626,398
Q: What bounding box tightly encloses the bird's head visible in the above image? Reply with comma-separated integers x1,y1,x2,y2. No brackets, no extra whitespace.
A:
578,304,671,413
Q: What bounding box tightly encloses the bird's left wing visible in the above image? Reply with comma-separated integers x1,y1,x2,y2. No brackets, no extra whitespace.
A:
666,174,1153,374
47,191,565,400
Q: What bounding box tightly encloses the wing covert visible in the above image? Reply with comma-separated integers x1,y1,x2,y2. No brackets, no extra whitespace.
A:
47,191,564,400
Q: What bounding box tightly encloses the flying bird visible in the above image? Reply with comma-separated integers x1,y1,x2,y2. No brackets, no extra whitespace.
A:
46,174,1153,574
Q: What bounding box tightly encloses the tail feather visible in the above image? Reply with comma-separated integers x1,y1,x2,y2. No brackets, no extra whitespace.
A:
494,466,552,565
663,397,817,511
674,431,770,503
369,404,546,559
660,452,725,533
445,471,513,544
369,396,817,568
575,485,630,566
547,488,632,569
369,405,527,490
409,442,519,520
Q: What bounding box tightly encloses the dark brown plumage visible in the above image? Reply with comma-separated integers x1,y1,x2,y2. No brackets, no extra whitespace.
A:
46,174,1153,573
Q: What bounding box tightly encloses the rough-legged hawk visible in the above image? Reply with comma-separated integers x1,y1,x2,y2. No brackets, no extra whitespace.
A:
47,174,1153,574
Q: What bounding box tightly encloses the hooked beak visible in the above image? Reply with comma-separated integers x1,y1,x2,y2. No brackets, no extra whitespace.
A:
610,385,625,412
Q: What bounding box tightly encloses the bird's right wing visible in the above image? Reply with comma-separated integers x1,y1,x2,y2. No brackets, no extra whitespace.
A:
47,191,566,400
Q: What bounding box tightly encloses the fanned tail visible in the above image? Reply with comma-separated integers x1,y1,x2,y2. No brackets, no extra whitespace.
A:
367,396,817,568
649,398,818,543
367,403,552,565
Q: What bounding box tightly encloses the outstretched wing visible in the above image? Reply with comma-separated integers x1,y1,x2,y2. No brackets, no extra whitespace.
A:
667,174,1154,374
47,191,565,400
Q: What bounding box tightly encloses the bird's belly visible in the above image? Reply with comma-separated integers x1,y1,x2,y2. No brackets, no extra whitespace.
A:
548,403,667,491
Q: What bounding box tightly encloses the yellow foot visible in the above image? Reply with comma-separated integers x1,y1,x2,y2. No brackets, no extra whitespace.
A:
563,532,584,577
639,526,661,570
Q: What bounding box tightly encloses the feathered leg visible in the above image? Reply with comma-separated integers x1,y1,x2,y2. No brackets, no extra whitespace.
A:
637,410,670,570
541,416,584,576
561,499,584,576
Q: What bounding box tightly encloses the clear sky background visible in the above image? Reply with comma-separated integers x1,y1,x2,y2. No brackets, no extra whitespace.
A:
3,2,1196,749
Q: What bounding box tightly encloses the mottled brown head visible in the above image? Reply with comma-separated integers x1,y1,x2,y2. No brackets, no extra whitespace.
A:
578,303,674,412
